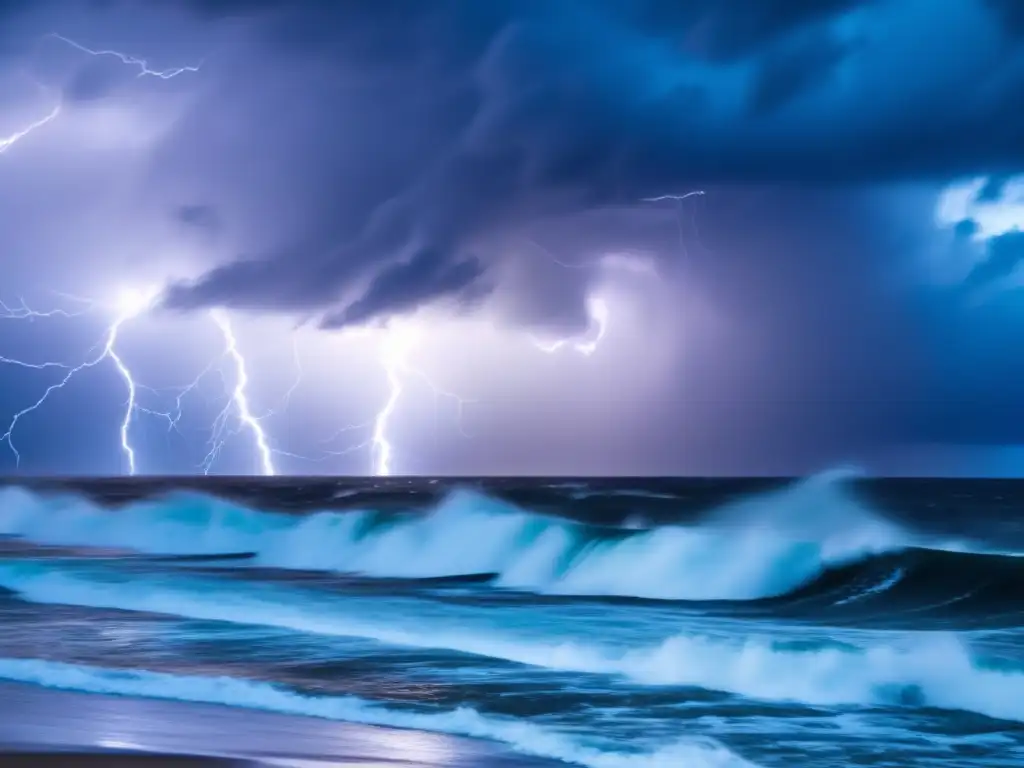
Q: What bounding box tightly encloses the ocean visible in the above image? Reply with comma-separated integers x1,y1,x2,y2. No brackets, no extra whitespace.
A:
0,471,1021,767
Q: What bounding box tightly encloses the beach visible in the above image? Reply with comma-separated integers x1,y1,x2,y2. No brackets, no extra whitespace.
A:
0,683,551,767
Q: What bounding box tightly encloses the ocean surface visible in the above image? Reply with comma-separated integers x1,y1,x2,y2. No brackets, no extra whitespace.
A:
0,471,1022,767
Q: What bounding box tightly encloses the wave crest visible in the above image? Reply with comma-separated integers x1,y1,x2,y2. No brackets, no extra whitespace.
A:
0,472,932,601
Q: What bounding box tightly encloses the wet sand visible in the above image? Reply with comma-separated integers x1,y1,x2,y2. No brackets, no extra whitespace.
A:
0,683,553,767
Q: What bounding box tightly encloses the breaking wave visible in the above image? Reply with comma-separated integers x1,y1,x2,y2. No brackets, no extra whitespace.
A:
0,561,1021,723
0,658,752,768
0,470,980,602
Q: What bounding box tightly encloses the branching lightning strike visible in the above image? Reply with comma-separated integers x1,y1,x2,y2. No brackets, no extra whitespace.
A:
351,200,691,474
0,289,153,472
2,33,679,477
357,291,611,476
2,34,200,155
0,294,312,475
0,30,475,477
45,34,203,79
0,37,219,474
642,189,709,260
356,191,709,474
208,311,276,476
319,324,477,476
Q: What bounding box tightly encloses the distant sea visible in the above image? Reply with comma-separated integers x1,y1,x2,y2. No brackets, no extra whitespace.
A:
0,472,1021,767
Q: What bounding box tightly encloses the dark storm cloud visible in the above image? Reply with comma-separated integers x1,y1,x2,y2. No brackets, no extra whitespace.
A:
747,29,852,116
620,0,866,60
145,0,1024,330
321,248,487,329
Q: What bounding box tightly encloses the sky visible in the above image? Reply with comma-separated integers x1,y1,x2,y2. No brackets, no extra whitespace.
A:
1,0,1023,477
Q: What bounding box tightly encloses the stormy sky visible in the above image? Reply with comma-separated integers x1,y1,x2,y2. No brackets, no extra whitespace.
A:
0,0,1023,477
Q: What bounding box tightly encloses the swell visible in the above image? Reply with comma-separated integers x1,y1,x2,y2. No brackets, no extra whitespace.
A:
0,657,752,768
0,470,931,602
765,547,1024,621
0,560,1022,723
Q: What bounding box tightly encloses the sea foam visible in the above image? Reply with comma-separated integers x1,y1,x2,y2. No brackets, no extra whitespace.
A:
0,657,754,768
0,561,1020,723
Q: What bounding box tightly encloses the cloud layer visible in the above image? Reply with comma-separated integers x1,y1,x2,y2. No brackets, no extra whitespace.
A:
140,0,1024,329
0,0,1023,474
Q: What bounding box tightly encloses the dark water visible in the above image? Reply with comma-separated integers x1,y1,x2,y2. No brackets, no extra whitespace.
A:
0,471,1022,767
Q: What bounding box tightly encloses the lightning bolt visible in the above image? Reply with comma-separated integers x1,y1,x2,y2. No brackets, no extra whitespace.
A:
136,357,217,439
641,191,706,203
45,34,203,79
206,311,276,476
1,294,93,320
0,101,61,155
318,321,476,476
1,286,324,475
1,34,199,159
3,35,675,478
642,189,709,260
109,325,141,474
353,219,657,476
0,38,230,474
370,328,412,476
0,76,62,156
379,327,482,475
0,297,87,370
0,289,154,472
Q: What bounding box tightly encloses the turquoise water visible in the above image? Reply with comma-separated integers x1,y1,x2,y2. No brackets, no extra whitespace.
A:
0,476,1021,767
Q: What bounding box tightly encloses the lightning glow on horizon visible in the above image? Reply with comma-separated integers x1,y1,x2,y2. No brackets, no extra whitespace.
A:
318,323,476,477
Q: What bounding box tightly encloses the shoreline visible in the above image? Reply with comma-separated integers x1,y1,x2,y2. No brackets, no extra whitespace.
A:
0,682,553,768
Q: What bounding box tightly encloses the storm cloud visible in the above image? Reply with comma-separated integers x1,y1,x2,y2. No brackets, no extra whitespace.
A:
135,0,1024,329
1,0,1024,475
